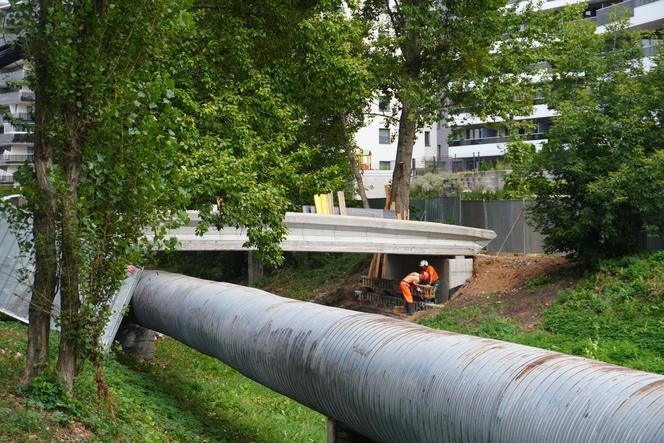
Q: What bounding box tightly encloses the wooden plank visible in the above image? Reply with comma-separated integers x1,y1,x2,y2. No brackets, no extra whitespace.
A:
314,194,322,214
337,191,347,216
368,255,377,278
379,253,387,279
327,192,335,214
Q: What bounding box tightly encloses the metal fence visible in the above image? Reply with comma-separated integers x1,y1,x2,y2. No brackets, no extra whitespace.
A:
367,197,546,254
0,215,30,321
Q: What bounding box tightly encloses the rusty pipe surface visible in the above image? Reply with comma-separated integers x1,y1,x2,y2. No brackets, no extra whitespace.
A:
131,271,664,443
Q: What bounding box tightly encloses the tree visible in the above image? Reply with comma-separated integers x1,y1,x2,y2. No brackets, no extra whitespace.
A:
174,1,371,261
359,0,569,217
5,0,192,388
507,19,664,262
3,0,370,390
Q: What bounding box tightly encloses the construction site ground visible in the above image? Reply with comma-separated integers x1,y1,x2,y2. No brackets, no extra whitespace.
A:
289,253,578,330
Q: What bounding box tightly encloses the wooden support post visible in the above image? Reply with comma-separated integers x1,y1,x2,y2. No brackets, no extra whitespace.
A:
337,191,347,216
327,192,335,215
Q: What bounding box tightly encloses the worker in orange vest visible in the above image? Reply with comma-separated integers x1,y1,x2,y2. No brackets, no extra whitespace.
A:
419,260,442,303
400,272,420,314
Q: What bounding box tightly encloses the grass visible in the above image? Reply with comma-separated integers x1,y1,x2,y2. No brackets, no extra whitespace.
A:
260,252,371,300
0,318,325,442
420,251,664,374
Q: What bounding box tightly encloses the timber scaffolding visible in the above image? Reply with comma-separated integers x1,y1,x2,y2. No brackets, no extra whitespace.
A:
358,275,437,311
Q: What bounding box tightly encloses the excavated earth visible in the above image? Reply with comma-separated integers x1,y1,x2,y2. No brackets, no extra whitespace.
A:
318,254,578,328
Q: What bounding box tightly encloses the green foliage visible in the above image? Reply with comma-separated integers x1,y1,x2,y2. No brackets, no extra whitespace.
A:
421,252,664,374
261,252,371,300
2,1,372,386
149,251,247,283
17,374,84,422
0,318,325,441
506,21,664,262
524,274,552,291
171,2,372,266
0,186,18,198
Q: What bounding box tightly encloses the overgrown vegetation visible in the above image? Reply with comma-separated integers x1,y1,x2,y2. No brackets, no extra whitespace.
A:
149,251,248,283
506,21,664,262
261,252,371,300
0,317,325,442
421,252,664,374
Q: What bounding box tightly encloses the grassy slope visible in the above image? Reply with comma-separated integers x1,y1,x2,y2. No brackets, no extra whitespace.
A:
0,321,325,442
260,252,371,300
421,252,664,374
1,251,662,440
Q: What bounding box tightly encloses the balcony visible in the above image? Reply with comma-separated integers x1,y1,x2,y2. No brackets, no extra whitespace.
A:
0,173,14,184
0,153,33,164
0,90,34,106
0,132,33,144
587,0,663,27
0,67,25,85
451,133,547,147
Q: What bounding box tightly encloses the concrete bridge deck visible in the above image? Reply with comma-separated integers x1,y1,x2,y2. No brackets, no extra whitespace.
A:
161,211,496,256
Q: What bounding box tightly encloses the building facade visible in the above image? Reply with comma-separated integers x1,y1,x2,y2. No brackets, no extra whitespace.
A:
354,98,438,199
443,0,663,172
0,1,32,186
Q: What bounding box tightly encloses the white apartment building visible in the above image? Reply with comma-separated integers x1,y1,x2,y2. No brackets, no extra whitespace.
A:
354,99,438,199
444,0,664,172
0,2,32,186
0,60,33,185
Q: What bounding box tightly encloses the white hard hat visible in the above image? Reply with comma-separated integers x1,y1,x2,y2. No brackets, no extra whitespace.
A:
419,260,428,267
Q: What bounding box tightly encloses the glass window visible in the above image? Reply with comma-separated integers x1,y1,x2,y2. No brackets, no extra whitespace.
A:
378,97,389,113
424,131,431,146
482,128,497,138
379,128,390,144
379,161,391,170
466,128,482,140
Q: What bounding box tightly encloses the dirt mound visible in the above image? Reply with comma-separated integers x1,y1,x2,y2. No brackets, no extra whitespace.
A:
446,254,577,329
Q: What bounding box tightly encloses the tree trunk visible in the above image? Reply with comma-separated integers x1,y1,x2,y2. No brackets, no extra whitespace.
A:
25,181,57,381
56,110,83,390
25,0,57,382
390,100,418,219
56,176,81,390
344,139,370,209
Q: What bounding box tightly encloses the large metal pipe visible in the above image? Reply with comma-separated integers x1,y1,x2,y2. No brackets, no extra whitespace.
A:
131,271,664,442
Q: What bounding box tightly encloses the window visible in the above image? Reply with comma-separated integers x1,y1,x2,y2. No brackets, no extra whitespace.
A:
379,161,391,170
482,127,497,138
466,128,482,140
378,97,389,113
536,120,552,134
379,128,390,144
424,131,431,147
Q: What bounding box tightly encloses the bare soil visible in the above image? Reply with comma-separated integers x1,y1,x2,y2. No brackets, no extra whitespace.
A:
444,254,578,329
319,254,578,327
408,255,578,330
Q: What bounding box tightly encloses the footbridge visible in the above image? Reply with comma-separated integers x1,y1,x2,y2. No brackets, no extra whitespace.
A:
158,211,496,256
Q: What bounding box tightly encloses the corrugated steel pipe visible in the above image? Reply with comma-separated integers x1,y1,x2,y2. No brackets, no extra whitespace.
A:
131,271,664,443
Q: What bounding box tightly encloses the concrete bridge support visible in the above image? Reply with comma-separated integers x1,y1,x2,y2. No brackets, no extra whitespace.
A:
382,254,473,302
327,418,375,443
247,251,264,286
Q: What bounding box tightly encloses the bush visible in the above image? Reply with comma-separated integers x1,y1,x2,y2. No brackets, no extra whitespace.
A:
410,172,463,199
